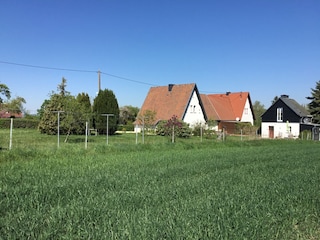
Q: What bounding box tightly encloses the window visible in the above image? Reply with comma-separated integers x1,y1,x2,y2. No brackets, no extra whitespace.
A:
277,108,283,122
244,108,248,115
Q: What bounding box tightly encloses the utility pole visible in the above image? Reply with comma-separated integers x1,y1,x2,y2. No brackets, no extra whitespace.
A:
98,70,101,93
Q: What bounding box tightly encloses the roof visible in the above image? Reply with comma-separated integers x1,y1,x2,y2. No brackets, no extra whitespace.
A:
0,110,23,118
267,96,311,117
202,92,252,121
280,97,310,117
137,83,199,124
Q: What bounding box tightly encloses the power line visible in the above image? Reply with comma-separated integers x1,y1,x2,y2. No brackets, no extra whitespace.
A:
0,60,218,93
0,60,158,87
0,60,96,73
100,71,157,86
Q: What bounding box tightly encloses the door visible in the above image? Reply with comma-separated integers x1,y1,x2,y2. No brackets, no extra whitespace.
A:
269,126,274,139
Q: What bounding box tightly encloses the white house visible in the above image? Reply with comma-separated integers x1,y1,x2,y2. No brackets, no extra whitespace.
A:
135,83,207,132
261,95,313,138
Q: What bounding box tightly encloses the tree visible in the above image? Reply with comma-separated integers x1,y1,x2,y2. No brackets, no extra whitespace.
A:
76,93,91,111
38,78,89,135
38,94,65,135
252,101,266,127
307,80,320,123
271,96,279,105
57,78,69,97
76,92,92,117
0,83,11,103
92,89,119,135
37,99,50,119
119,105,139,125
156,115,191,141
4,96,26,114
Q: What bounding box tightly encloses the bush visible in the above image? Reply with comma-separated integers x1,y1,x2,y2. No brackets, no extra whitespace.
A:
156,117,191,139
0,118,39,129
299,130,312,140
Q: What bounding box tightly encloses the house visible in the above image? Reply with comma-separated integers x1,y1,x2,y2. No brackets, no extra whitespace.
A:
201,92,255,133
0,110,23,118
134,83,207,132
261,95,313,138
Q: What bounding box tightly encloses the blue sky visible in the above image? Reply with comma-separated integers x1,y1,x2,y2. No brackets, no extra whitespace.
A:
1,0,319,114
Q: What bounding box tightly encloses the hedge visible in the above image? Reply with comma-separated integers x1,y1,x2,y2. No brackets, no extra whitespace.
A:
0,118,39,129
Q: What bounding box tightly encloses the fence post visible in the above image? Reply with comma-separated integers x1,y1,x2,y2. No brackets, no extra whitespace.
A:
9,118,13,150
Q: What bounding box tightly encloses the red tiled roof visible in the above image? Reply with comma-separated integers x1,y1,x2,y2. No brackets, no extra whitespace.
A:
137,83,197,124
0,110,23,118
200,94,220,120
202,92,250,121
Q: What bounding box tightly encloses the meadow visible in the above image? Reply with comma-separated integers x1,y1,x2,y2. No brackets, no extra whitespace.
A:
0,129,319,239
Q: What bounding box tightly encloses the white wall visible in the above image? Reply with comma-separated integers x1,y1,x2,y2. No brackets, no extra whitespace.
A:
183,91,206,128
241,98,254,125
261,122,300,139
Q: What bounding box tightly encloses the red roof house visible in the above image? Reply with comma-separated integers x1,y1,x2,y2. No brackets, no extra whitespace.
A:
135,83,207,132
0,110,23,118
201,92,255,133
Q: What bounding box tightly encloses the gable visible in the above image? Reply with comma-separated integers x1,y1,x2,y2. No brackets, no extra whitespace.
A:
183,90,207,126
261,96,310,123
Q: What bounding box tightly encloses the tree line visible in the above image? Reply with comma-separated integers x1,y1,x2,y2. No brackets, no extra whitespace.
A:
1,80,320,135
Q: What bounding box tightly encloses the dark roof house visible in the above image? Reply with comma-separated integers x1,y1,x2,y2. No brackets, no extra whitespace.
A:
261,95,313,138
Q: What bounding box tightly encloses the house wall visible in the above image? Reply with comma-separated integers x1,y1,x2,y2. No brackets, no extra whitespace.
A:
261,122,300,139
218,121,237,134
183,91,206,127
240,98,254,125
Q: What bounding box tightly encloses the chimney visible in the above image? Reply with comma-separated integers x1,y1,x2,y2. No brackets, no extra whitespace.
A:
226,91,231,96
280,94,289,98
168,84,174,91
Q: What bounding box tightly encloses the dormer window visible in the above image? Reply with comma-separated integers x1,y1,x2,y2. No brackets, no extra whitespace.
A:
277,108,283,122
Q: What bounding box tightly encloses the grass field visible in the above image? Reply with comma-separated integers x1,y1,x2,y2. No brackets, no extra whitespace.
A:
0,129,319,239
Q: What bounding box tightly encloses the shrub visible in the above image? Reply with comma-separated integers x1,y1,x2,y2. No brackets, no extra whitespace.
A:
299,130,312,140
156,116,191,139
0,118,39,129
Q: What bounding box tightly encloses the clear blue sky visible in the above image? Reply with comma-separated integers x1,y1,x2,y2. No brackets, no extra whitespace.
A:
1,0,319,114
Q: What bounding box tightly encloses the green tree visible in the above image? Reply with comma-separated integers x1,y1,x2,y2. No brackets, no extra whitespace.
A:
252,101,266,127
76,92,92,120
307,80,320,123
76,93,91,113
4,96,26,114
0,83,11,103
119,105,139,125
38,78,89,135
38,94,64,135
271,96,279,105
92,89,119,135
37,99,50,119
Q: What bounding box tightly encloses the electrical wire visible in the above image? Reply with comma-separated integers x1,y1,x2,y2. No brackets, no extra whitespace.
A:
0,60,96,73
100,71,157,86
0,60,158,86
0,60,220,93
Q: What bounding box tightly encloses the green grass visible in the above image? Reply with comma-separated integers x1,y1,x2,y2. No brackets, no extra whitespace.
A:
0,129,319,239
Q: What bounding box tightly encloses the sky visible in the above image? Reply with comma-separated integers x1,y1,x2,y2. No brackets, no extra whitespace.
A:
1,0,319,114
